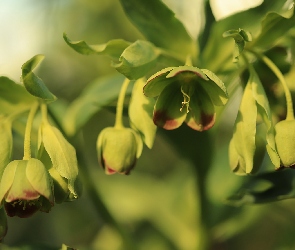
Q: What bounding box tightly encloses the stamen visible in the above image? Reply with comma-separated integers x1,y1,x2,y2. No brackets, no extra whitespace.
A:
180,86,190,113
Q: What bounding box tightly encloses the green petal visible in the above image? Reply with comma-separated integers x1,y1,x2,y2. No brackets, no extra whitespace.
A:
153,83,187,130
185,87,215,131
26,159,54,204
0,160,18,204
166,66,208,80
200,69,228,106
144,67,174,97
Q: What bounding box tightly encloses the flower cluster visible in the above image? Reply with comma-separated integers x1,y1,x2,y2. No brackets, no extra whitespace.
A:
0,103,79,223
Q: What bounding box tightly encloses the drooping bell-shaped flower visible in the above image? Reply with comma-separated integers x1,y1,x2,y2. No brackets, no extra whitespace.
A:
143,66,228,131
97,127,143,175
0,159,54,218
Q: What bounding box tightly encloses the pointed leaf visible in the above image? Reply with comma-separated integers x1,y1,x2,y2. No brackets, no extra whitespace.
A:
230,79,257,174
129,79,157,148
119,0,193,56
250,6,295,49
21,55,56,102
250,69,280,168
113,40,160,80
63,33,131,60
41,123,78,196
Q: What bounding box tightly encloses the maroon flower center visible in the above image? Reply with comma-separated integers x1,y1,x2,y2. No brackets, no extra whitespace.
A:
4,199,42,218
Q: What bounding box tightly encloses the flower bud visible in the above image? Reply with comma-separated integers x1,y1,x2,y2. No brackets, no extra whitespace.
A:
274,120,295,167
0,159,54,218
97,127,143,175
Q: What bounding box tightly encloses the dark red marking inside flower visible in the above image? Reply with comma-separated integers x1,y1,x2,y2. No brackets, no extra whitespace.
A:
23,190,40,199
201,112,216,131
4,200,40,218
153,110,180,130
186,112,216,131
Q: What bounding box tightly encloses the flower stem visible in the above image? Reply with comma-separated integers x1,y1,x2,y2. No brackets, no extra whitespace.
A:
40,102,49,124
114,78,131,129
247,49,294,120
23,102,39,160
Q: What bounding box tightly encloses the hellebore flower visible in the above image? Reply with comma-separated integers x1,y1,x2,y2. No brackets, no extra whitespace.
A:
143,66,228,131
97,127,143,175
274,120,295,168
0,159,54,218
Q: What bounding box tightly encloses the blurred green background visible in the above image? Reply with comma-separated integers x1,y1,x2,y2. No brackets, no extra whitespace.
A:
1,0,295,250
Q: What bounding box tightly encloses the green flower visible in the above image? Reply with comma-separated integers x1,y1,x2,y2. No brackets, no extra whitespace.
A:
97,127,143,175
0,159,54,218
144,66,228,131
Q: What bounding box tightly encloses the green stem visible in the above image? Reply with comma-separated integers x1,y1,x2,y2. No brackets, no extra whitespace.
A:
23,102,39,160
114,78,130,129
247,49,294,120
40,102,49,124
185,55,193,66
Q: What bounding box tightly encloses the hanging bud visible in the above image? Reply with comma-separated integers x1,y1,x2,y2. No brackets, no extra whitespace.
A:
274,120,295,167
97,127,143,175
0,159,54,218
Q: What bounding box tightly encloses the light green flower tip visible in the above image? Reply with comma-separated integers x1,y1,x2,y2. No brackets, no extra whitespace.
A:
97,127,143,175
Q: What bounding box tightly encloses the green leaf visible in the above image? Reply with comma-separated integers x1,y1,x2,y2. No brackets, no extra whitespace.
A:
21,55,56,102
0,77,35,115
229,80,257,175
64,74,132,136
229,68,279,174
250,5,295,50
226,169,295,205
250,70,280,169
223,28,252,62
41,123,78,196
63,33,131,60
129,79,157,148
119,0,193,57
201,0,291,72
113,40,160,80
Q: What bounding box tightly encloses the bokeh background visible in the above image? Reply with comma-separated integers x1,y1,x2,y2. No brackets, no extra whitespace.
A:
1,0,295,250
